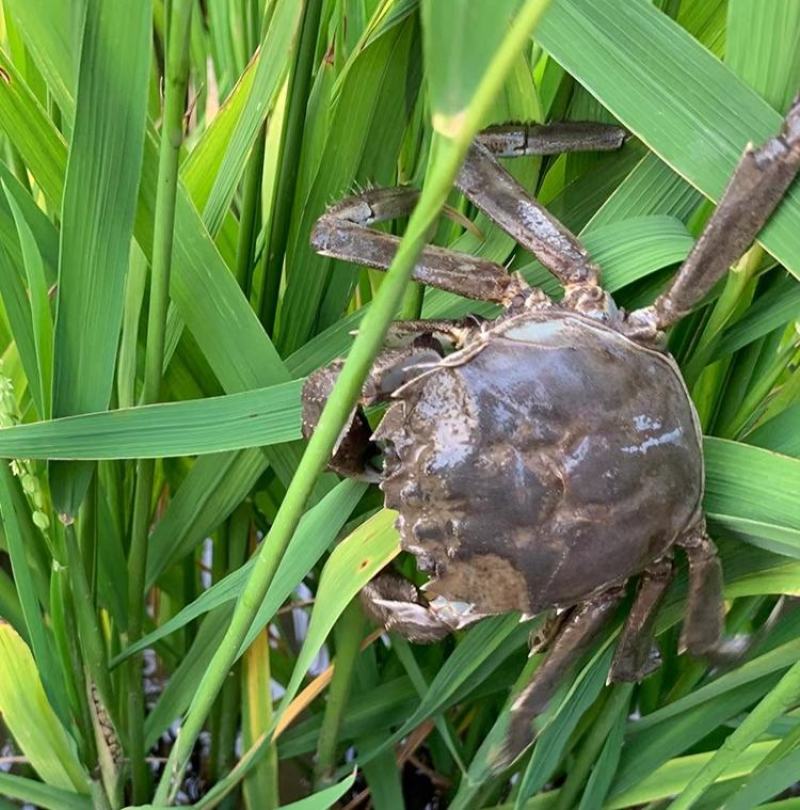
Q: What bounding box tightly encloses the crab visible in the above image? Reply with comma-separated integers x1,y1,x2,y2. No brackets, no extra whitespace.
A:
302,102,800,765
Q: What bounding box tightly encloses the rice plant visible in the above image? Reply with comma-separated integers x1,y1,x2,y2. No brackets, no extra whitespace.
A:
0,1,799,809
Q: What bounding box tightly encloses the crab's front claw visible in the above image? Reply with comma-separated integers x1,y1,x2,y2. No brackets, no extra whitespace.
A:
360,573,455,644
301,362,380,481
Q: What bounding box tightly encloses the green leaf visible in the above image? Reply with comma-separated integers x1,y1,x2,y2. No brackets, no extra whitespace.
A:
141,482,369,747
0,379,303,460
202,0,303,236
116,479,367,665
275,509,400,711
703,438,800,554
727,0,800,112
611,635,800,797
0,462,66,723
536,0,800,279
2,0,74,118
578,699,627,810
0,622,89,793
669,657,800,809
277,772,357,810
358,612,528,770
609,741,778,809
422,0,523,122
722,747,800,810
711,274,800,361
278,11,421,353
180,55,258,213
748,404,800,458
3,181,53,419
516,647,613,804
146,449,268,584
0,773,91,810
50,0,151,515
0,48,67,207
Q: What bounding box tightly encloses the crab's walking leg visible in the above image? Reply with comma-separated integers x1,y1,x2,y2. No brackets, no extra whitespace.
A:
302,343,442,479
456,142,604,289
678,524,725,656
629,97,800,333
311,123,626,305
477,121,626,157
360,572,485,644
609,556,674,682
493,589,624,769
312,187,527,305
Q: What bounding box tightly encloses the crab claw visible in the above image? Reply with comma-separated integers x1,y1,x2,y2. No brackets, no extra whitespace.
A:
360,574,453,644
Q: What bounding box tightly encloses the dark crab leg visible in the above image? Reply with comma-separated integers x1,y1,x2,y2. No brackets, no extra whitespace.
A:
628,96,800,333
678,524,725,656
311,187,527,305
456,142,603,288
609,556,674,682
477,121,626,157
360,572,486,644
302,343,442,479
493,588,624,769
311,122,626,303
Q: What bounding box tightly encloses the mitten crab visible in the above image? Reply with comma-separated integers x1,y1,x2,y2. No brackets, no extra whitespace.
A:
302,103,800,764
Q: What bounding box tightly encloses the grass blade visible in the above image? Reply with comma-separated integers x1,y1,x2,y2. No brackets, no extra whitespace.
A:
0,622,89,793
537,0,800,278
50,0,151,516
0,380,303,459
668,658,800,809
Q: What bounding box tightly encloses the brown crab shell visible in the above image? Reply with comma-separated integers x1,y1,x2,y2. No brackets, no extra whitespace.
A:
374,312,703,617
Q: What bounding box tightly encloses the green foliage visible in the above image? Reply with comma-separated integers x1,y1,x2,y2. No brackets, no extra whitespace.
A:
0,1,799,808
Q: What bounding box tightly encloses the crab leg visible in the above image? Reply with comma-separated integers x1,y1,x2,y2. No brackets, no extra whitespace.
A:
678,524,725,656
609,556,674,682
360,572,486,644
311,187,526,305
311,122,627,303
476,121,626,157
456,142,603,288
493,588,624,769
629,96,800,332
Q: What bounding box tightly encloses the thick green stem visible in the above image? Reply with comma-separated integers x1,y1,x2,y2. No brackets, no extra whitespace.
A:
125,0,194,801
154,2,552,801
314,598,366,787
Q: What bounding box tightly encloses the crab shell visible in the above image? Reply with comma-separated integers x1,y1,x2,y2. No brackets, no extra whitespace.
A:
373,312,703,617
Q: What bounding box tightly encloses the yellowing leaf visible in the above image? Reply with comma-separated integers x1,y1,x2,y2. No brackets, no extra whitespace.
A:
0,622,90,793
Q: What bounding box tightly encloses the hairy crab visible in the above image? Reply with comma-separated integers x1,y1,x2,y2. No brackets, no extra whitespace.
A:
302,102,800,764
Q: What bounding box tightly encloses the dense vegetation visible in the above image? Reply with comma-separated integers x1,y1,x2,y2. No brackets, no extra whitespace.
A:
0,0,799,808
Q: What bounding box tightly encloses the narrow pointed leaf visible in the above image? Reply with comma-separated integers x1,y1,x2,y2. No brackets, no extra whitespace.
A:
0,622,90,793
50,0,151,514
